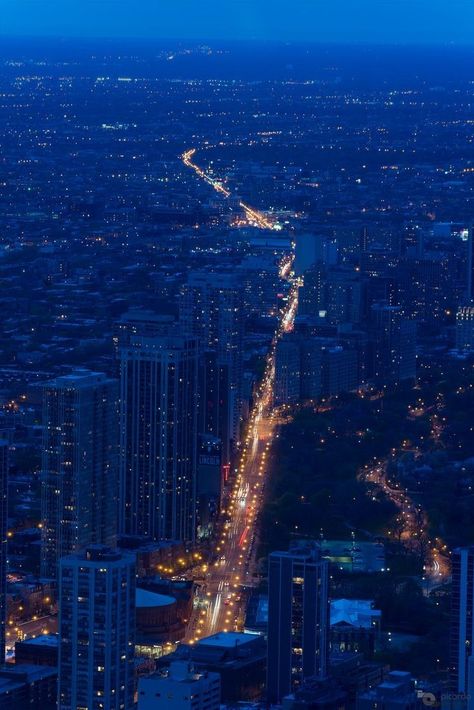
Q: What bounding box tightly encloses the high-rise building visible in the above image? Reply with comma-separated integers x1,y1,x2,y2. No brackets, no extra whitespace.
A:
360,248,399,279
370,304,417,385
180,271,244,457
359,226,369,254
294,233,337,276
274,334,301,406
119,333,198,543
299,265,362,325
321,345,358,396
236,255,282,318
299,264,326,317
137,661,220,710
400,223,424,258
325,269,362,325
450,547,474,695
58,546,136,710
266,541,329,704
198,349,232,465
40,370,119,579
294,233,324,275
275,335,359,405
0,440,7,663
114,310,175,355
300,338,324,399
196,434,222,536
467,225,474,303
456,306,474,350
396,256,446,325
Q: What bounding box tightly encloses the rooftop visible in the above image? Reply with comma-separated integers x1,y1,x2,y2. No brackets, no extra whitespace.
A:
198,632,259,649
330,598,381,629
136,588,175,609
18,633,58,648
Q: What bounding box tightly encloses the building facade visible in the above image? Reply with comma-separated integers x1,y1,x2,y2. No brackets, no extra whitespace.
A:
274,334,301,406
0,440,7,662
180,271,244,458
40,370,119,579
267,541,329,704
119,333,198,543
456,306,474,351
370,304,417,385
58,546,136,710
450,547,474,695
138,661,220,710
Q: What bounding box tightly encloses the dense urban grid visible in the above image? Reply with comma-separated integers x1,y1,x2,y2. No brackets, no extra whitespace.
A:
1,39,474,709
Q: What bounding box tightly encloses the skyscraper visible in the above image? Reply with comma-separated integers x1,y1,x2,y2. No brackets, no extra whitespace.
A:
198,349,231,464
180,271,244,460
294,233,325,275
456,306,474,351
266,541,329,704
114,310,175,356
0,440,7,663
274,334,301,406
119,332,198,542
196,433,222,536
359,226,369,254
450,547,474,695
40,370,119,579
466,225,474,303
58,546,136,710
370,304,417,385
299,264,326,318
299,265,362,325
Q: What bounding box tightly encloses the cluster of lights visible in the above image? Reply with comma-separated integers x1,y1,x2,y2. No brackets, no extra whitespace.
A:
182,148,281,231
362,456,450,580
179,154,298,643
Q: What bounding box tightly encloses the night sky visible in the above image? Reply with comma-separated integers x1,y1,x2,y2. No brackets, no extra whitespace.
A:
1,0,474,44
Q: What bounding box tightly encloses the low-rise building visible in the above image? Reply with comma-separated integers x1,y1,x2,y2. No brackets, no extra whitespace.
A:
357,670,419,709
157,632,266,703
0,664,57,710
138,661,220,710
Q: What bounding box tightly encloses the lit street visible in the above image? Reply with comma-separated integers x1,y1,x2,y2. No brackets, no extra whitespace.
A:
361,461,450,585
183,144,297,640
185,284,298,642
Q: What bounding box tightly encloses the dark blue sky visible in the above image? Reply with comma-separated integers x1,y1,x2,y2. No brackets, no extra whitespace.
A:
2,0,474,44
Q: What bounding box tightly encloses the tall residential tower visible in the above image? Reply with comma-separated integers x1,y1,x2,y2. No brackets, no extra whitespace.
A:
58,546,136,710
40,370,119,579
180,271,244,462
0,440,7,662
450,547,474,695
267,541,329,704
119,333,198,542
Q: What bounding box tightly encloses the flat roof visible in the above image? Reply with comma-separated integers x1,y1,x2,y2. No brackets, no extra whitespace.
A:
136,588,175,609
198,632,258,649
19,633,58,648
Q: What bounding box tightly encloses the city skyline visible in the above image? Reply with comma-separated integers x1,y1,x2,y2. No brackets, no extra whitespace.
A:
0,18,473,708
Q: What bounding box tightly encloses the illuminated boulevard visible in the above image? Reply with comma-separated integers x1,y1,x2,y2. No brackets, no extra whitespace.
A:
182,146,297,641
182,148,281,231
186,283,298,643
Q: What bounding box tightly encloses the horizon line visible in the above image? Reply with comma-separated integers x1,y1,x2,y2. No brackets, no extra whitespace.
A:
1,35,474,49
